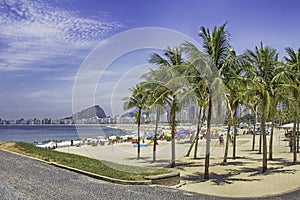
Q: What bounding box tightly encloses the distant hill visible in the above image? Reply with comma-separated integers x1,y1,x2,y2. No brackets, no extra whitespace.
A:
73,105,106,121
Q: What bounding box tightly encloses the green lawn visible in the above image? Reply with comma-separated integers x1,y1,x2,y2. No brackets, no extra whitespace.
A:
0,142,169,181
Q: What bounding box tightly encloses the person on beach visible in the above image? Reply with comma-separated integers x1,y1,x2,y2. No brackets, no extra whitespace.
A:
219,135,224,145
289,136,294,153
230,135,234,143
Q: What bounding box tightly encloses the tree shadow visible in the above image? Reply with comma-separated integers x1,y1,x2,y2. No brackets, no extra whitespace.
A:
125,156,151,161
124,156,173,168
176,159,225,169
235,156,264,162
238,166,297,177
182,165,296,186
175,162,203,170
240,149,256,152
268,158,296,167
181,171,261,185
222,161,251,166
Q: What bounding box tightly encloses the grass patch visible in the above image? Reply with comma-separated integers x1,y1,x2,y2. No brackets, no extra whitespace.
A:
0,142,170,181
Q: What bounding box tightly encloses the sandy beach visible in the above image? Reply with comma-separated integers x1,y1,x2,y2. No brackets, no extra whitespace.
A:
56,128,300,198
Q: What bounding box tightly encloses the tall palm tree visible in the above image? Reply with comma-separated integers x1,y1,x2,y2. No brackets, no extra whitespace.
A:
140,81,166,162
185,106,206,158
244,42,281,173
241,91,259,151
268,82,287,160
221,48,246,162
183,23,230,179
200,23,230,179
151,104,165,162
178,55,208,159
145,48,186,168
123,84,148,160
284,47,300,154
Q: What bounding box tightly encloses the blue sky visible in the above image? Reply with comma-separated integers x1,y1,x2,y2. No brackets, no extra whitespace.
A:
0,0,300,119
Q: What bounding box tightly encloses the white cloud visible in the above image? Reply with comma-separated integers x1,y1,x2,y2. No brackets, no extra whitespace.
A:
27,89,72,104
0,0,122,72
44,75,77,81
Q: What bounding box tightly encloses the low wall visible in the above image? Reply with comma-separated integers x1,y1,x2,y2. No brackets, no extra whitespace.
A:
146,169,180,186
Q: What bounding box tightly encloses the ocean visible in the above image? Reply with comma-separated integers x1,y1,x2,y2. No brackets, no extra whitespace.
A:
0,125,127,143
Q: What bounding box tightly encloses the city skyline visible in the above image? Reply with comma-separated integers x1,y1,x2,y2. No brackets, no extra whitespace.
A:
1,0,300,119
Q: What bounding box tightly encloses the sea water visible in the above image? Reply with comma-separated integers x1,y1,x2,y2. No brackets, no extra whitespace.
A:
0,125,126,143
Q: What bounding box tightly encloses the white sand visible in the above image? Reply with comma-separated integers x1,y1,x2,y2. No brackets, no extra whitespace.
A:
56,128,300,198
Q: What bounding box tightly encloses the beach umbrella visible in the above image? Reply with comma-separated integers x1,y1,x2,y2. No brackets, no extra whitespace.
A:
163,131,172,137
109,136,117,140
177,128,189,135
281,123,295,128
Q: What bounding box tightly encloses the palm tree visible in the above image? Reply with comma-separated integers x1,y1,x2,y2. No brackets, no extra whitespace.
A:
244,42,281,173
178,55,208,159
268,82,286,160
151,104,165,162
242,91,259,151
200,23,230,179
193,106,207,158
145,48,186,168
185,107,206,157
183,23,230,179
221,48,246,162
123,84,148,160
284,47,300,154
140,81,166,162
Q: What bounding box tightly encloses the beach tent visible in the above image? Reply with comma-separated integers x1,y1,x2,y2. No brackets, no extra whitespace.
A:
176,128,190,135
163,130,172,137
280,123,299,129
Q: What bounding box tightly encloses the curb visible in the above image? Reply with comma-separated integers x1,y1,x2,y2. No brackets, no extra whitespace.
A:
50,162,151,185
0,148,180,186
145,169,180,186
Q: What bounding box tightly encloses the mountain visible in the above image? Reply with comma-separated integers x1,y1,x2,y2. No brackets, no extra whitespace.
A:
73,105,106,121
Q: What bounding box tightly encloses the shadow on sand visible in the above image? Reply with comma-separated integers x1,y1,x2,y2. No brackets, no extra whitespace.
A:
181,171,261,185
125,156,172,168
179,155,297,186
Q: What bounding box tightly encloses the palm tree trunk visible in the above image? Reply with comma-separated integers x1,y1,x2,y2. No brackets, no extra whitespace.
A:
297,116,299,153
137,107,141,160
261,98,267,173
259,127,262,154
204,95,212,179
268,115,275,160
186,107,205,157
153,108,160,162
252,109,257,151
186,136,196,157
232,108,237,159
194,107,203,159
223,97,232,165
293,112,297,164
222,123,231,164
185,107,200,157
170,103,177,168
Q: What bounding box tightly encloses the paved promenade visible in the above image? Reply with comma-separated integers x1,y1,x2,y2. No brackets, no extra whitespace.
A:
0,150,225,200
0,148,300,199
